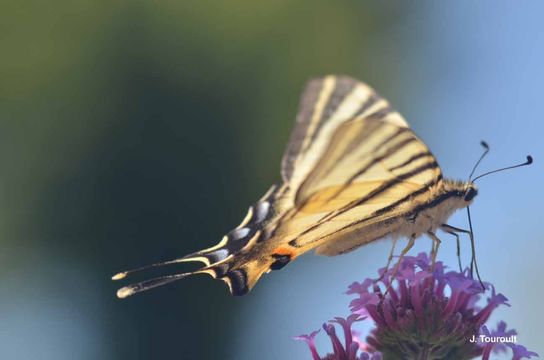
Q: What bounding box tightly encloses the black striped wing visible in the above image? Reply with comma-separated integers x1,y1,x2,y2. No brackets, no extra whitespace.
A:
276,76,443,255
282,75,411,196
113,75,444,298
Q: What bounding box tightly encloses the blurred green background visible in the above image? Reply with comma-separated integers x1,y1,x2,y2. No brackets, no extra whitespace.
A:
1,1,542,359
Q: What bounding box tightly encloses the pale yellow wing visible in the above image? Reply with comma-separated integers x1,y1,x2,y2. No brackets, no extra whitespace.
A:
281,75,409,194
276,116,442,256
295,116,441,205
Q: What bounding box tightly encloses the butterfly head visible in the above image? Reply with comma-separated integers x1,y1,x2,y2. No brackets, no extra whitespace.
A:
443,180,478,206
463,183,478,202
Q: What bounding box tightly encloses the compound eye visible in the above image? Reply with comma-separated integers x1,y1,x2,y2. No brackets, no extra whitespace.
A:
464,187,478,201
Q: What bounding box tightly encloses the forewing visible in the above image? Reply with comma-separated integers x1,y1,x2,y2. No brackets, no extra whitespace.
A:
281,75,408,191
295,117,442,205
278,92,443,256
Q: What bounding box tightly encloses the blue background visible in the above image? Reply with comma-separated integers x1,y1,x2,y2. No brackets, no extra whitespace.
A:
0,1,541,359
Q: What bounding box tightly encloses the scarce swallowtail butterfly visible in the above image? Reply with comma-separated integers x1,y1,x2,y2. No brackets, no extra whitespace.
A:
113,75,532,298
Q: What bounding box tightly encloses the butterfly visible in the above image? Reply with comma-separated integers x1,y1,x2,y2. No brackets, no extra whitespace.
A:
113,75,531,298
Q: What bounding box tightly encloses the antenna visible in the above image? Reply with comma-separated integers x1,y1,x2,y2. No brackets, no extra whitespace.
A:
472,155,533,182
468,141,490,180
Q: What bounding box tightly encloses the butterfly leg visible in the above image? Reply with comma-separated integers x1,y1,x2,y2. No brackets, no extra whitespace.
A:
443,230,463,272
440,224,478,276
441,224,471,235
427,232,442,270
383,234,416,297
377,238,398,281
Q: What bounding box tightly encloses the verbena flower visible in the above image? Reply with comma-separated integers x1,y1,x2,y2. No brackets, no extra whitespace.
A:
295,314,383,360
296,252,538,360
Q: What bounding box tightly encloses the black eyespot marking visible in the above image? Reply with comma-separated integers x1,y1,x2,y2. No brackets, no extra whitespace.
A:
464,187,478,201
228,269,249,296
270,254,291,271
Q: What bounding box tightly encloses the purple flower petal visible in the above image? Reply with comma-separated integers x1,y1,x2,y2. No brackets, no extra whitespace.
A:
331,314,365,350
350,292,380,315
507,343,539,360
347,278,373,296
294,329,321,360
323,322,346,358
298,251,535,360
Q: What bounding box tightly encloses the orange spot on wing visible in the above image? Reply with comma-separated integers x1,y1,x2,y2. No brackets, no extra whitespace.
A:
272,247,297,259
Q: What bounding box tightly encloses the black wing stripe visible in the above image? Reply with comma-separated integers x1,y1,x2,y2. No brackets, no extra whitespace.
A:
352,93,380,118
330,136,419,200
367,106,392,120
366,179,438,219
305,78,358,150
370,125,408,155
389,151,432,171
341,118,384,157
